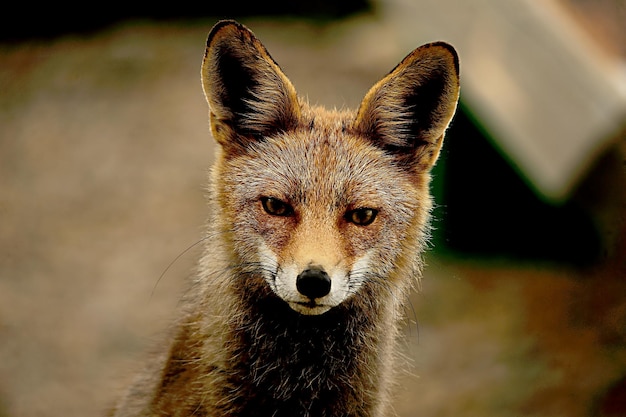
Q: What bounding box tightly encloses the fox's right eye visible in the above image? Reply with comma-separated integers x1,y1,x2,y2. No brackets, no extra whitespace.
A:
261,197,294,217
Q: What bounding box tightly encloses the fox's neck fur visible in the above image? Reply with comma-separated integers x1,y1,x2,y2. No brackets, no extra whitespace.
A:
197,249,400,417
150,245,404,417
111,20,459,417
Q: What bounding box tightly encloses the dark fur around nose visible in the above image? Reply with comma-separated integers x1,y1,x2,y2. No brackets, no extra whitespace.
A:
296,267,331,299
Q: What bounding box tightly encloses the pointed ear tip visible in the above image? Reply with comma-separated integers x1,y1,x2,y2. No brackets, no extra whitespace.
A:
415,41,460,74
206,19,248,48
426,41,457,53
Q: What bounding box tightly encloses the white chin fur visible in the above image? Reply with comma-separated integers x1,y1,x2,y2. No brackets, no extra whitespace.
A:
288,302,332,315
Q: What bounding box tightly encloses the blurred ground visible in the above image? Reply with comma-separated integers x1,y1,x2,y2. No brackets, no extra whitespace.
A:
0,13,625,417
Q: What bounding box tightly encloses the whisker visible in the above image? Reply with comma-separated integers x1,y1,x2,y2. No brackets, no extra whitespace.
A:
348,267,420,336
403,299,420,342
150,236,211,300
150,227,233,299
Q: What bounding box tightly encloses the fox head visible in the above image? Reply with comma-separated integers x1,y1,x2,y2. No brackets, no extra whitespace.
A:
201,21,459,316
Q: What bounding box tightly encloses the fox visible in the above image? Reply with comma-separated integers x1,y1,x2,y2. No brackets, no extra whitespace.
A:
111,20,460,417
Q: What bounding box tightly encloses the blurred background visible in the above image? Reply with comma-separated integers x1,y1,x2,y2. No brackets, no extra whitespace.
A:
0,0,625,416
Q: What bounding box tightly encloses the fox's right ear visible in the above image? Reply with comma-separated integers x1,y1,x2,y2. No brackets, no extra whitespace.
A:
201,20,300,151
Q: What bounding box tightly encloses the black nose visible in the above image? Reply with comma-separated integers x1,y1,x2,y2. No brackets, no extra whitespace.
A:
296,267,331,299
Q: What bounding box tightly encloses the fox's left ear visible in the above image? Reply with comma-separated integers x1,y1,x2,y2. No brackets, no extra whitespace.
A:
353,42,460,171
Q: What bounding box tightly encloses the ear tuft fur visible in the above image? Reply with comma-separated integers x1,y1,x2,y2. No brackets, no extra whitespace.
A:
202,20,300,149
353,42,460,170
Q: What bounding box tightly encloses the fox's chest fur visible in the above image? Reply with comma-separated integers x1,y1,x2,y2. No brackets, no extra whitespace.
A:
111,20,459,417
210,280,386,417
143,267,397,417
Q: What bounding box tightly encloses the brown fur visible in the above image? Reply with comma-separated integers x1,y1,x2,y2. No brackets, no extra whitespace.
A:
111,20,460,417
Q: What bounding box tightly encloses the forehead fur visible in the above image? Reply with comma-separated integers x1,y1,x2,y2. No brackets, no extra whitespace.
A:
218,104,423,214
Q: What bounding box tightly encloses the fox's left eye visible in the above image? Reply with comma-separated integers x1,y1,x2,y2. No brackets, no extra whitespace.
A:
345,208,378,226
261,197,294,217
